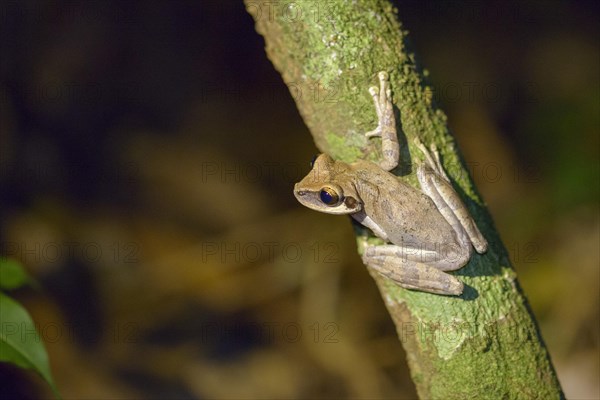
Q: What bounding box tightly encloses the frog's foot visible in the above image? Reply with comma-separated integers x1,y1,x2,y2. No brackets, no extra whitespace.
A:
413,137,450,183
365,71,399,171
365,72,391,138
363,245,464,296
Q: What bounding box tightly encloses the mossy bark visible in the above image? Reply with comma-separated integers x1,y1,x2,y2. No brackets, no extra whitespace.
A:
245,1,564,398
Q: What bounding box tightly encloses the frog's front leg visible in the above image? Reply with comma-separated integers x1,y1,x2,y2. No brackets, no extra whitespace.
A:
362,249,464,295
414,139,489,258
365,71,400,171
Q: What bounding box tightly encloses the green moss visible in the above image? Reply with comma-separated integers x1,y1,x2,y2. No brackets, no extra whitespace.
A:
325,131,365,162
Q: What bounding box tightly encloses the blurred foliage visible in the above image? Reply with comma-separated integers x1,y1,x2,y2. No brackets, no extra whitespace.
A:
0,257,35,290
0,258,58,397
0,0,598,399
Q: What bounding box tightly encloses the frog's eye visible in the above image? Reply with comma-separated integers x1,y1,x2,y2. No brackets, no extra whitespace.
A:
319,187,341,206
310,154,319,168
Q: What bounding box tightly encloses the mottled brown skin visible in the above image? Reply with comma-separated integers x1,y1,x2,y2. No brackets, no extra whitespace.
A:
294,72,487,295
295,156,454,249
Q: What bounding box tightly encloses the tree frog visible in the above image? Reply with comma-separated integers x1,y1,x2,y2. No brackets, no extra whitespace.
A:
294,72,488,296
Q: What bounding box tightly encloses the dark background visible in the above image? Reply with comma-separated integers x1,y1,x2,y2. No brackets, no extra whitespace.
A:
1,1,598,398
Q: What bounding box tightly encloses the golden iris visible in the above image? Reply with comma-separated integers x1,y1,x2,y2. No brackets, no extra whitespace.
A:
319,187,340,206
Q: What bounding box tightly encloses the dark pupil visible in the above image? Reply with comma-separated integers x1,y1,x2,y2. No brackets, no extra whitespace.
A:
320,189,337,205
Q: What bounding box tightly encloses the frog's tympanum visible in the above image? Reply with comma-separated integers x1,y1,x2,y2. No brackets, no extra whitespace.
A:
294,72,488,296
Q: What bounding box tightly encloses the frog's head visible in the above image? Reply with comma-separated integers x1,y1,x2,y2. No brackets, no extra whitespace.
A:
294,154,362,215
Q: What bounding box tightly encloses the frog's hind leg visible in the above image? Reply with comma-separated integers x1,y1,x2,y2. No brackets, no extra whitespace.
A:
363,247,464,296
414,139,488,255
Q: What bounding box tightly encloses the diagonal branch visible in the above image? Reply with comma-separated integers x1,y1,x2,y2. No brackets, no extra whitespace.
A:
245,1,564,398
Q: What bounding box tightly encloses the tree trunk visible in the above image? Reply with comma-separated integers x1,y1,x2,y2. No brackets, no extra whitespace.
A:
245,1,564,398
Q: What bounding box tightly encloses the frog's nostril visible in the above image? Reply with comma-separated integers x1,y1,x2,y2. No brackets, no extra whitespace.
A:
297,191,306,196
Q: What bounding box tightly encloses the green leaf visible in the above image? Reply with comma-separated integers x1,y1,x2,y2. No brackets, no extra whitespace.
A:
0,293,60,397
0,258,34,290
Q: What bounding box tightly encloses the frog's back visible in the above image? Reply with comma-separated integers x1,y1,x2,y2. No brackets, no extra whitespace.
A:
352,160,456,248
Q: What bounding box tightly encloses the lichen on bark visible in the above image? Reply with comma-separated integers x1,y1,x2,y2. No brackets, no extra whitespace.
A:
245,0,564,398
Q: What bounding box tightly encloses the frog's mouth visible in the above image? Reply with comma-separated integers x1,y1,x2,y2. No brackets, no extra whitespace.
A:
293,185,362,215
